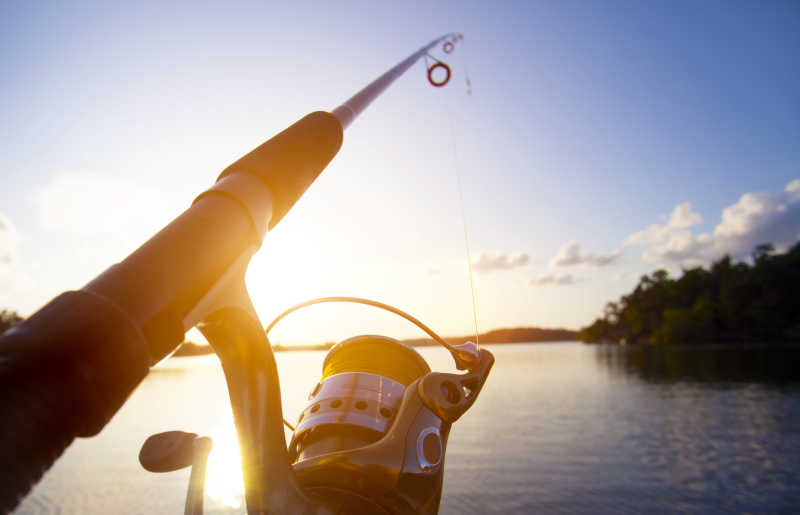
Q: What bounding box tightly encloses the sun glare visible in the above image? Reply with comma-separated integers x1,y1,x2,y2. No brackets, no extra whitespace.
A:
205,417,245,510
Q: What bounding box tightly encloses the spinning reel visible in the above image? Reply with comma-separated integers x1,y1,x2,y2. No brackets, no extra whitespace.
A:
140,297,494,514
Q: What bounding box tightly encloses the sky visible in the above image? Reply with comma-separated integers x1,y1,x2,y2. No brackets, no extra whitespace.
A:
1,1,798,345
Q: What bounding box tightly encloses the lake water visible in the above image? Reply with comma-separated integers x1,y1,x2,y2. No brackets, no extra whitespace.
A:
15,343,800,514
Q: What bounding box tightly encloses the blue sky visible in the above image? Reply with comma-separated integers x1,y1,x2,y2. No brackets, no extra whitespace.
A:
1,1,798,344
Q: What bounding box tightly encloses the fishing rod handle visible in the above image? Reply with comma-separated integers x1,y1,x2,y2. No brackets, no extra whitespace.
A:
0,289,148,513
218,111,342,229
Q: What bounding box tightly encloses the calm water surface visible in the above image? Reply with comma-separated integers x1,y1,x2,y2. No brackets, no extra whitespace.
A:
16,343,800,514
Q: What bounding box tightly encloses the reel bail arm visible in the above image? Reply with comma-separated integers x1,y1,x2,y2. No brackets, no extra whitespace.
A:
418,349,494,423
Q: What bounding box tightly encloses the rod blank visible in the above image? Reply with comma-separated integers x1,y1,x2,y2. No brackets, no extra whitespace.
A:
331,34,454,129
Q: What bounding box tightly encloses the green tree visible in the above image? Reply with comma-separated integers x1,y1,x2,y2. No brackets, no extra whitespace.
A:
579,242,800,345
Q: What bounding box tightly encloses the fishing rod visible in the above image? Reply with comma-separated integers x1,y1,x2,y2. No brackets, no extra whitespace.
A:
0,33,491,514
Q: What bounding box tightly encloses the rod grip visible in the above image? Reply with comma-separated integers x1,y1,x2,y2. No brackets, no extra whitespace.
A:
0,290,150,512
218,111,343,229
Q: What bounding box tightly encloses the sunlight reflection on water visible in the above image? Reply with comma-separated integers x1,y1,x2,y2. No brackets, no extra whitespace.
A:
205,417,244,510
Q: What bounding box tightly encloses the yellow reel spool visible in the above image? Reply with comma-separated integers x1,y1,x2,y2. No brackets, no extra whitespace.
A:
322,335,431,387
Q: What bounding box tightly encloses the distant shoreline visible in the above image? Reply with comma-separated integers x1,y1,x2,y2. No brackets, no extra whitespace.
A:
172,326,578,357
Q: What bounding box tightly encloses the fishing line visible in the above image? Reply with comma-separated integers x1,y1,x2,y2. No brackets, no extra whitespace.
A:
422,34,479,344
447,103,480,347
437,35,480,345
459,35,472,95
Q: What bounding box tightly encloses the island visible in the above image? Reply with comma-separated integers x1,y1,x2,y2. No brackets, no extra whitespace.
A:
579,243,800,345
171,326,578,357
402,327,577,347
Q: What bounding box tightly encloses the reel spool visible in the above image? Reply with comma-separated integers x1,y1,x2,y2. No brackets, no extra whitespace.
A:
265,297,494,514
289,335,431,463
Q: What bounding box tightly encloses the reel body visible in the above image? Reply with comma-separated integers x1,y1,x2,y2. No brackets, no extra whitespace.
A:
288,335,494,514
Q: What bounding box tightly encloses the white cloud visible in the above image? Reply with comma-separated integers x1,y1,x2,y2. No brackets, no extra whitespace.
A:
625,202,703,246
472,252,530,274
667,202,703,229
641,230,712,267
549,241,621,268
711,189,800,257
529,273,582,286
627,179,800,266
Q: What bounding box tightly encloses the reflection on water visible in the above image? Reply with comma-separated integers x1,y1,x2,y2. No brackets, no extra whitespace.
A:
14,343,800,514
204,418,244,510
596,343,800,385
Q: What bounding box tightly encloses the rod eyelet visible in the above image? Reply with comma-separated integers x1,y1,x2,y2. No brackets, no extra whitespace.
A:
427,62,451,87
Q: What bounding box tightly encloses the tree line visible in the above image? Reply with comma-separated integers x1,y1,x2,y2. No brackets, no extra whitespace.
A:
579,242,800,345
403,326,576,347
0,310,23,335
